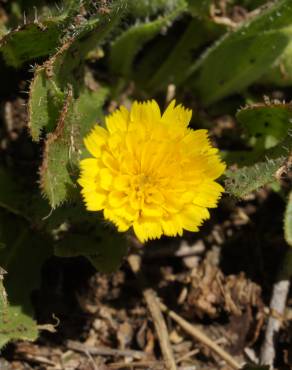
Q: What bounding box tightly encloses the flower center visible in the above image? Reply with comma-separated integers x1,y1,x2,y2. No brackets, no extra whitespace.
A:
132,174,151,194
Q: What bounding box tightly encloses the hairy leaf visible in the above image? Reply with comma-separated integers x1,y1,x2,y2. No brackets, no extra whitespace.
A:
109,1,186,78
28,5,122,141
0,278,38,349
39,85,109,208
237,101,292,149
146,17,223,91
192,0,292,105
127,0,181,17
0,17,65,68
0,211,52,348
226,123,292,197
225,157,285,198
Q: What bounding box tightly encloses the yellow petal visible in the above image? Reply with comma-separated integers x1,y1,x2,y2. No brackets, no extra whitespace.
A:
79,157,98,171
192,181,224,208
133,219,162,242
146,190,164,204
161,215,183,237
142,203,163,218
82,190,107,211
179,204,210,232
102,152,119,172
104,208,131,232
105,106,129,133
161,100,192,127
203,155,226,179
84,125,108,157
130,100,161,129
108,191,127,208
99,168,113,190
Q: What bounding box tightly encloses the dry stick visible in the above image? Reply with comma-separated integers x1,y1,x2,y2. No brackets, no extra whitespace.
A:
260,249,292,367
108,360,164,369
128,255,177,370
159,301,241,370
143,288,178,370
176,348,200,364
67,340,146,360
260,280,290,367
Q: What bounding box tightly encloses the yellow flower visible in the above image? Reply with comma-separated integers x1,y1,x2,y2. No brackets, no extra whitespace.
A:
78,100,226,242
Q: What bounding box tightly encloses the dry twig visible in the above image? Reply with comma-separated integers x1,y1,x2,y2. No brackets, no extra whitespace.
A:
159,301,242,370
143,288,178,370
260,246,292,368
128,255,177,370
67,340,146,360
108,360,164,369
260,280,290,367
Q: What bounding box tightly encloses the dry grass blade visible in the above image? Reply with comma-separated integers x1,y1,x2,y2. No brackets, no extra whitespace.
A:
159,302,242,370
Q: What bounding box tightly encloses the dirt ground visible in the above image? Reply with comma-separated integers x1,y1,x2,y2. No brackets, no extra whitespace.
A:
1,174,291,369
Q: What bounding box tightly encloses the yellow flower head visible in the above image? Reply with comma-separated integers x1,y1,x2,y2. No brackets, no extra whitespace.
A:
78,100,225,242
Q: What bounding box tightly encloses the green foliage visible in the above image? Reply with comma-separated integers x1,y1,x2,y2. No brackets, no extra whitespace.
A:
28,4,120,206
225,157,285,198
28,68,65,141
0,277,38,349
128,0,181,17
186,0,213,17
39,85,108,208
261,28,292,86
226,126,292,198
0,211,52,348
39,87,77,208
237,102,292,149
28,7,121,141
0,18,66,68
192,0,292,105
145,18,223,91
55,228,128,273
0,0,92,68
109,1,187,79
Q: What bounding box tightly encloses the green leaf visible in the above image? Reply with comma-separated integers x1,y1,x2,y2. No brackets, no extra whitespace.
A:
28,7,121,141
39,84,109,208
186,0,213,17
0,278,38,349
39,87,77,208
261,34,292,86
145,17,223,91
284,190,292,247
75,86,109,139
225,126,292,197
0,17,66,68
109,1,187,78
192,0,292,105
28,68,65,141
55,227,128,273
237,101,292,149
225,157,285,198
0,211,52,348
127,0,182,17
